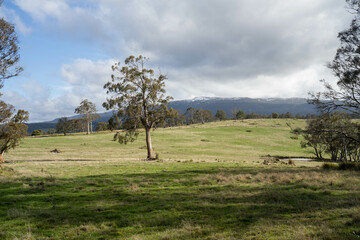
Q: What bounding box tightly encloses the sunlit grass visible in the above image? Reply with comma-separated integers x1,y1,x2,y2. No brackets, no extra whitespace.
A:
1,119,358,239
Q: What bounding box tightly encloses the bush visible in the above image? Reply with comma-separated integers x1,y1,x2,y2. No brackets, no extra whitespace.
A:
338,162,360,171
31,129,42,136
322,163,339,170
47,128,56,135
322,162,360,171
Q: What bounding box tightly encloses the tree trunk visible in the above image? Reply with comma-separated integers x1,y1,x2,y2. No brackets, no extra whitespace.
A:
0,154,4,163
145,128,155,160
87,120,90,135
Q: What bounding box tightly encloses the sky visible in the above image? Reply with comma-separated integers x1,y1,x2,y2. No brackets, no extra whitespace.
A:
0,0,354,122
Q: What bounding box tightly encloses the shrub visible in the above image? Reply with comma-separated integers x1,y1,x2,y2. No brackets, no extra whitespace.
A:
47,128,56,135
338,162,360,171
31,129,42,136
322,163,339,170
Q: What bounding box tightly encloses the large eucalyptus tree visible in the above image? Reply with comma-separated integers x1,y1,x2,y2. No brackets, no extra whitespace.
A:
103,55,172,160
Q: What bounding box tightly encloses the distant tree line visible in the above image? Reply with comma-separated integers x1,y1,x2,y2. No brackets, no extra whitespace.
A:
49,106,321,136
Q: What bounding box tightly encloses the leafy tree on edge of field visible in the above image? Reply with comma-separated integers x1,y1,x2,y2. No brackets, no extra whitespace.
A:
306,0,360,160
0,2,28,165
234,110,246,120
31,129,42,136
194,109,213,124
103,55,172,160
0,8,23,84
75,99,99,134
56,117,71,136
293,112,360,161
215,109,227,121
0,109,29,164
96,122,109,131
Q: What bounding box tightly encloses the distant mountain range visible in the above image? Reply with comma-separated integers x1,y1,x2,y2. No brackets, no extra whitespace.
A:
26,97,317,133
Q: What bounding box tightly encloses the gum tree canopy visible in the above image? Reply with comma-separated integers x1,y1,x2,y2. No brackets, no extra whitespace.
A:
0,14,23,85
0,2,27,164
75,99,98,135
103,55,172,160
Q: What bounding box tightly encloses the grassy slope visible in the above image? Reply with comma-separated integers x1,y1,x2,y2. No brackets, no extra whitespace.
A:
1,119,360,239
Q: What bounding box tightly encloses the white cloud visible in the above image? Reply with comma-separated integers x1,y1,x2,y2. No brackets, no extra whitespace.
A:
2,59,116,122
14,0,68,22
7,0,355,121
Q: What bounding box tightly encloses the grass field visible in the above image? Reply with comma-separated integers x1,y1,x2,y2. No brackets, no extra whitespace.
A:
1,119,360,239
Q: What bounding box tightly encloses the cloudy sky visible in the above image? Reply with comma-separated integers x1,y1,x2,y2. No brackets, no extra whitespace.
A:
0,0,354,122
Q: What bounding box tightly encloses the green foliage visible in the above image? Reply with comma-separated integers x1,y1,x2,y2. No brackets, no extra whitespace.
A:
165,107,184,127
56,117,71,136
271,112,279,119
299,113,360,161
113,130,139,144
103,55,172,159
69,118,87,133
184,107,197,124
322,163,339,170
0,100,13,123
323,162,360,171
108,113,122,131
279,112,293,119
31,129,42,136
0,13,27,158
75,99,98,134
0,109,29,154
96,122,109,131
194,109,213,124
338,162,360,171
234,110,246,119
47,128,56,135
215,109,227,121
0,17,23,83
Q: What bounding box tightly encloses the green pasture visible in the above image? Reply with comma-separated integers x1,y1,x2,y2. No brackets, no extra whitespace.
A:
1,119,360,239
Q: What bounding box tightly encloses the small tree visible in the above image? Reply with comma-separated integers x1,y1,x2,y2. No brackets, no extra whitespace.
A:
194,109,213,124
185,107,197,125
165,107,184,127
96,122,109,131
31,129,42,136
0,108,29,163
308,0,360,147
69,118,87,133
294,112,360,161
56,117,71,136
47,128,56,135
103,55,172,160
215,109,227,121
270,112,279,119
75,99,98,134
234,110,246,120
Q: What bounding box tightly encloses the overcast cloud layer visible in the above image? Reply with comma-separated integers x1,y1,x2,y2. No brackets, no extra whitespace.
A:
1,0,354,121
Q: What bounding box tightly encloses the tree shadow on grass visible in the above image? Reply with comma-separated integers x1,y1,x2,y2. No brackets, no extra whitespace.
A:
1,166,360,239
